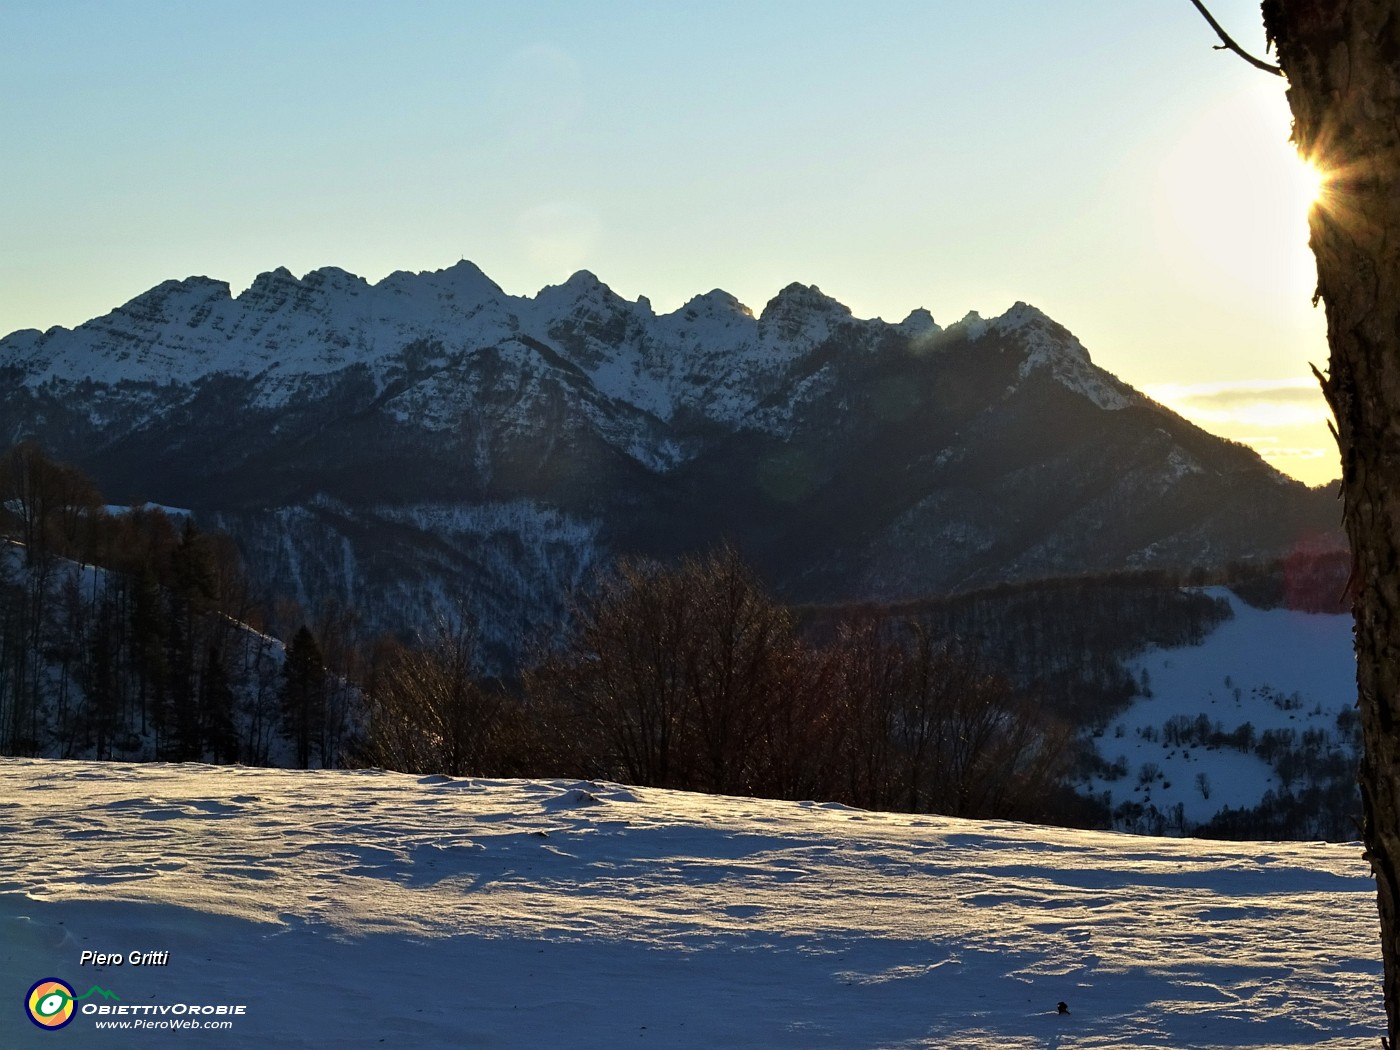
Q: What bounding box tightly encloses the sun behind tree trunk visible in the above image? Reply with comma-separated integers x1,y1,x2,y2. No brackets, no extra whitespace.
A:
1260,1,1400,1041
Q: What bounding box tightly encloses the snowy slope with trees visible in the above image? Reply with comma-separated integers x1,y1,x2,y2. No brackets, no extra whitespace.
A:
0,759,1380,1048
1085,588,1358,838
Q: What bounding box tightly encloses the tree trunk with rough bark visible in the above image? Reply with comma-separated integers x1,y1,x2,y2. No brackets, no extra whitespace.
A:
1260,1,1400,1041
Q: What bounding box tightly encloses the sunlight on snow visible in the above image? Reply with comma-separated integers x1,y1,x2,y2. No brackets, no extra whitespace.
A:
0,759,1381,1049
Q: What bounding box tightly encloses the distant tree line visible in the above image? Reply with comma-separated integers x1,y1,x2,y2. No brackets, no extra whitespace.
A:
1222,548,1351,614
804,570,1236,729
1089,699,1361,840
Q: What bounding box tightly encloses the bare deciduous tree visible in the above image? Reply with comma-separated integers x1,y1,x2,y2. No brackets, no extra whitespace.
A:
359,620,500,776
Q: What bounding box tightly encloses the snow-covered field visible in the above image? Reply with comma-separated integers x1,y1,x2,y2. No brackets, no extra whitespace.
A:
0,759,1381,1048
1086,588,1357,830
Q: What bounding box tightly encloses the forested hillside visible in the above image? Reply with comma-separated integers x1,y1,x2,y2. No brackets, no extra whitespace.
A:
0,444,355,767
0,443,1357,840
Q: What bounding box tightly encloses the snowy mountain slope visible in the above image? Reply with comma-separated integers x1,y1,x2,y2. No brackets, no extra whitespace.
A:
0,759,1380,1049
0,262,1341,656
210,497,604,670
1086,588,1358,835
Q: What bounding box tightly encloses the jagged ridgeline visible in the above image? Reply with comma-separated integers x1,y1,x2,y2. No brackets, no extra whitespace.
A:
0,262,1340,669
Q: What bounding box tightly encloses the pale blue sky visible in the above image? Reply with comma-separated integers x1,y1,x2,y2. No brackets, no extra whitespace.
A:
0,1,1337,482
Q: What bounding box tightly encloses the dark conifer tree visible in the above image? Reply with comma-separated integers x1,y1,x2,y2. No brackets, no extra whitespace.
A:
161,613,199,761
84,597,122,760
129,564,168,736
201,643,238,764
280,625,326,769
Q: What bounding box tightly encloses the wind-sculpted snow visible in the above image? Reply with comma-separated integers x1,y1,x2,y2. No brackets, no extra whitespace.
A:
0,759,1380,1048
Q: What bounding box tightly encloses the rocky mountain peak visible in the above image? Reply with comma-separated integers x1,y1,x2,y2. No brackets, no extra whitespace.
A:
301,266,370,295
560,268,606,292
676,289,755,321
992,301,1081,357
757,283,853,347
534,269,639,319
119,275,232,323
897,307,939,339
985,302,1135,409
243,266,299,297
945,310,990,340
995,301,1053,329
759,283,851,322
376,259,506,311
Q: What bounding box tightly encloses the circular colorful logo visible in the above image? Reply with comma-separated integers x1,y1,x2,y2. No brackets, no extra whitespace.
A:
26,978,76,1030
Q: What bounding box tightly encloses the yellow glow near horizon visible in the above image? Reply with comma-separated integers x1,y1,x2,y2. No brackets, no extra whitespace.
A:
1145,378,1339,486
1145,82,1339,484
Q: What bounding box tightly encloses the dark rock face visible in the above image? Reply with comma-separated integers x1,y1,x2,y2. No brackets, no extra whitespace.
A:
0,263,1339,667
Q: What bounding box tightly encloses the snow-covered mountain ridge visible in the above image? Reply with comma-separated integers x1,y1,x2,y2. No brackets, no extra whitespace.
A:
3,261,1119,436
0,262,1340,664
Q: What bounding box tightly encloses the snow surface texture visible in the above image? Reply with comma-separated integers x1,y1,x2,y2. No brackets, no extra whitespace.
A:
1086,589,1357,829
0,759,1380,1048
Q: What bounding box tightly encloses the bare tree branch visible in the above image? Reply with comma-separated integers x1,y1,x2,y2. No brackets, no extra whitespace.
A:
1186,0,1284,77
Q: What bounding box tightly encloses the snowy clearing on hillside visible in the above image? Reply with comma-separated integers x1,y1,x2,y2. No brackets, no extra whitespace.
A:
1086,588,1357,833
1,760,1381,1048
